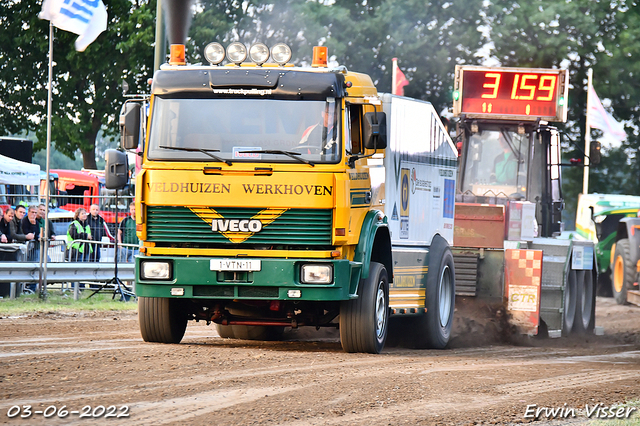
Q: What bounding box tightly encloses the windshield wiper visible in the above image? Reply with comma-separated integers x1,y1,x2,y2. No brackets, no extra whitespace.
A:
159,146,232,165
239,150,315,167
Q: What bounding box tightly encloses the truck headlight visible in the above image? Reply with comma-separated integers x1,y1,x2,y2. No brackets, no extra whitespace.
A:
141,261,172,280
249,42,270,65
301,264,333,284
204,42,225,65
271,43,292,65
227,42,247,64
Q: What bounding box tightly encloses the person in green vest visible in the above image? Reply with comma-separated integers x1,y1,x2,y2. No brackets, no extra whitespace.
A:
67,208,92,262
118,202,139,263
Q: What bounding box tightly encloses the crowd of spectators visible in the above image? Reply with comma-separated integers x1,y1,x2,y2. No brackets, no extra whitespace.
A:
0,202,139,264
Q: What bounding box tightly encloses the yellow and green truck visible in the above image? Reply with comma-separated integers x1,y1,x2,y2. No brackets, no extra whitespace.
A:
109,43,458,353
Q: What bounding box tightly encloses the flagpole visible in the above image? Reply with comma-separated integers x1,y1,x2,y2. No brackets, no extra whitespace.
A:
583,68,593,195
41,22,54,299
392,58,398,95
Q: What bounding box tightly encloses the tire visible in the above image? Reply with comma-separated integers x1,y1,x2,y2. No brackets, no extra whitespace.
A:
215,324,236,339
563,269,577,335
138,297,187,344
214,307,285,341
413,236,455,349
340,262,389,354
611,239,634,305
574,269,596,334
597,269,613,297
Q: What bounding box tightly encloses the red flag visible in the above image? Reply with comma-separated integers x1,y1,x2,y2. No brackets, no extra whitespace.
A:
392,58,409,96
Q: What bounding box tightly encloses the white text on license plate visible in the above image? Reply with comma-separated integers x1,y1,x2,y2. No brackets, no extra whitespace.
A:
210,259,261,272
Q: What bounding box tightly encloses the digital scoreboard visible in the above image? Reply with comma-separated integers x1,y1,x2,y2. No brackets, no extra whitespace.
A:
452,65,569,122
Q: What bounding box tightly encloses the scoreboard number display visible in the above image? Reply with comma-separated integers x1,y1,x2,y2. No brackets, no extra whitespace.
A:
452,65,569,122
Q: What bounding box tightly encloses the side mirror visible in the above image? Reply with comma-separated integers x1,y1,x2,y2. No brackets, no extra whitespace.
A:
120,102,141,150
590,140,601,165
363,112,387,150
105,149,129,190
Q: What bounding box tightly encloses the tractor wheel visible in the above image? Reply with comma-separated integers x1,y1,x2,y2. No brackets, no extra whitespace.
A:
574,269,596,334
597,269,613,297
563,269,577,335
340,262,389,353
139,297,187,344
612,239,634,305
413,235,455,349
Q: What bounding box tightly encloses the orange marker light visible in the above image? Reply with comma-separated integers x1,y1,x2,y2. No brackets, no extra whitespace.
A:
169,44,186,65
312,46,328,68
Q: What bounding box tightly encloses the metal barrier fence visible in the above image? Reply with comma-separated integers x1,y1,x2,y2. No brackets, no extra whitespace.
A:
1,194,137,263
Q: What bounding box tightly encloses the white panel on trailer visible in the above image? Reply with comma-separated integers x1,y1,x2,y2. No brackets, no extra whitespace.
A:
379,94,458,247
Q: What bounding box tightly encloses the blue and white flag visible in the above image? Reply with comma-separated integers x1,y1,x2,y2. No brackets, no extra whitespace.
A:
39,0,108,51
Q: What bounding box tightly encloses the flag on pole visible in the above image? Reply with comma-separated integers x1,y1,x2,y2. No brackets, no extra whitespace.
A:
39,0,108,51
392,58,409,96
587,86,626,143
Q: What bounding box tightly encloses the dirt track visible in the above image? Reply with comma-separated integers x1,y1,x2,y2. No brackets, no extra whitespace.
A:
1,297,639,425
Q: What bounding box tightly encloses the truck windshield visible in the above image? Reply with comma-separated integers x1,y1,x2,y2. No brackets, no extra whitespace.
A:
460,128,531,198
147,97,340,164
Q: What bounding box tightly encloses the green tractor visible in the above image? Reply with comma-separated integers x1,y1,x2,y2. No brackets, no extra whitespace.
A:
611,217,640,304
575,193,640,301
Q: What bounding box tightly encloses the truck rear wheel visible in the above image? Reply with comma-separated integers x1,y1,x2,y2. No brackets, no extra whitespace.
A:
215,324,284,340
139,297,187,344
612,239,633,305
563,269,577,335
340,262,389,354
413,237,455,349
574,270,595,334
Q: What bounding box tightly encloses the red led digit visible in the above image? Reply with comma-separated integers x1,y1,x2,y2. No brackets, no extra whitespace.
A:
537,75,557,101
481,73,501,99
519,74,537,100
511,74,520,99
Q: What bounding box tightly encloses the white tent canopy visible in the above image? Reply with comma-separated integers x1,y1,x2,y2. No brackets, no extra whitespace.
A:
0,153,41,186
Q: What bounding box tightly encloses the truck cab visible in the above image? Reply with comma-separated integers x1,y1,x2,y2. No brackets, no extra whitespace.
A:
110,43,458,353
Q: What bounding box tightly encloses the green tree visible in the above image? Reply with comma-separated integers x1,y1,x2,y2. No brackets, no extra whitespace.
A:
486,0,638,226
0,0,156,169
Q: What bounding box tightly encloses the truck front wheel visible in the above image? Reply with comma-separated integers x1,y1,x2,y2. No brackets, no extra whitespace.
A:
139,297,187,344
612,239,633,305
340,262,389,354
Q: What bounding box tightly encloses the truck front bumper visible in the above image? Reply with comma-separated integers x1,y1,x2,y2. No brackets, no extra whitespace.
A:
135,256,361,301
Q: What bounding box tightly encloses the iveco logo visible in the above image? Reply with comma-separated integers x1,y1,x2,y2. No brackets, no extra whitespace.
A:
211,219,263,233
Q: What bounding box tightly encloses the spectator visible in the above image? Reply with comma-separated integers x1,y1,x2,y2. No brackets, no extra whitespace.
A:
67,208,92,262
36,203,55,240
11,205,33,243
21,206,41,262
0,207,18,261
118,202,139,263
86,204,112,262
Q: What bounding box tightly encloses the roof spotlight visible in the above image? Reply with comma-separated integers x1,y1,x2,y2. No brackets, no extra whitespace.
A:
249,43,270,65
227,42,247,65
271,43,292,65
204,42,225,65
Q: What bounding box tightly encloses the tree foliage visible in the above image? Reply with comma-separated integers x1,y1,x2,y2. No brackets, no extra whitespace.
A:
0,0,155,168
1,0,639,216
487,0,640,226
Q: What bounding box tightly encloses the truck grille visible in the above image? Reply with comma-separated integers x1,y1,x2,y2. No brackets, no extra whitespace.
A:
146,207,332,246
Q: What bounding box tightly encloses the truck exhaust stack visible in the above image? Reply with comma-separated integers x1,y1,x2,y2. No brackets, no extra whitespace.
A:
164,0,195,65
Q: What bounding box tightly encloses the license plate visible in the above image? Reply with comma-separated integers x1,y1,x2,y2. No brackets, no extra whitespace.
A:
210,259,261,272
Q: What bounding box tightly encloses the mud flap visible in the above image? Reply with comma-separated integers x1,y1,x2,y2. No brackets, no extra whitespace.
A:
504,249,543,335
